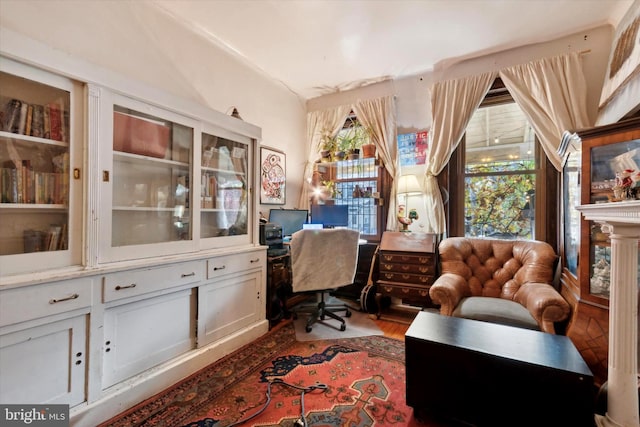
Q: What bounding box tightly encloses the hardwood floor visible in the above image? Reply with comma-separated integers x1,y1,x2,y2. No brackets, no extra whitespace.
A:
374,317,410,340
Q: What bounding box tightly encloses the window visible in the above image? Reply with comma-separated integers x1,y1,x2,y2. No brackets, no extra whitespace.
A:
447,79,556,242
310,113,388,241
464,103,538,239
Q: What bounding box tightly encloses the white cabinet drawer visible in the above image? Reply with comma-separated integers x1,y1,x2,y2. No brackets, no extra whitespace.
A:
103,260,203,303
0,278,93,328
206,250,264,280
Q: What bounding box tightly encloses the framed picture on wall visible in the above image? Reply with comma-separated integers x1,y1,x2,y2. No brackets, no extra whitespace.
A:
260,146,286,205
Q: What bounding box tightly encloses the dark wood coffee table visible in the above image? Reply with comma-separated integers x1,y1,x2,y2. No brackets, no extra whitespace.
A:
405,311,595,427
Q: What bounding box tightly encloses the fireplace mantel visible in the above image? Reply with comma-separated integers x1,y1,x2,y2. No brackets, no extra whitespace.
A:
577,200,640,427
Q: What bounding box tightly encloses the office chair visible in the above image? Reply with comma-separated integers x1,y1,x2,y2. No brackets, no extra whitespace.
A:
290,228,360,332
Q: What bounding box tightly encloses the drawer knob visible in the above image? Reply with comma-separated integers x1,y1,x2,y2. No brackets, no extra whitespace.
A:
115,284,137,290
250,258,260,263
419,267,429,273
384,265,393,270
181,272,196,278
401,265,410,271
49,293,79,304
213,265,226,271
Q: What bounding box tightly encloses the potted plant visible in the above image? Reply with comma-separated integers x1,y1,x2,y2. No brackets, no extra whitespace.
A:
319,128,337,162
321,180,340,199
360,126,376,159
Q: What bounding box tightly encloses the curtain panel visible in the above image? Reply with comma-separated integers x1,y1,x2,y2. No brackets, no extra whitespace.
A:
499,52,591,171
425,72,497,234
353,96,398,231
426,52,591,234
297,106,351,210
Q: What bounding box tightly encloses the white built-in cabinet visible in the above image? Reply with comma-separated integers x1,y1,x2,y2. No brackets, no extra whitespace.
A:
198,250,265,347
0,56,266,426
0,277,92,407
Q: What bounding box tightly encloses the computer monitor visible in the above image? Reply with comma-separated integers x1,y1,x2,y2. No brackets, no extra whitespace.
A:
268,209,309,238
310,204,349,228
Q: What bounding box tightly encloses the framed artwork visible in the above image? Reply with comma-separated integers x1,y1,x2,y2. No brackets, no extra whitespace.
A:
260,146,286,205
597,0,640,123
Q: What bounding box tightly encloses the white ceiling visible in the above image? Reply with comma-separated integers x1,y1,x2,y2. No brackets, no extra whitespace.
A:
151,0,633,100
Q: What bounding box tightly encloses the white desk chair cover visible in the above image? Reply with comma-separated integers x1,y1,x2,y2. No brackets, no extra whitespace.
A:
290,228,360,292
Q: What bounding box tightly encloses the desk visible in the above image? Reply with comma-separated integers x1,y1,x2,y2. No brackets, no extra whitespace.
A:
406,311,595,427
266,252,291,328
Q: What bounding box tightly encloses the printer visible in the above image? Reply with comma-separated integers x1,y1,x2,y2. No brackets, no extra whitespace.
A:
259,222,287,256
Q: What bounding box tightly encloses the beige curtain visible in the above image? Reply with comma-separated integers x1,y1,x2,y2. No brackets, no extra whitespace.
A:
353,96,398,230
425,72,497,234
297,106,351,209
499,52,591,171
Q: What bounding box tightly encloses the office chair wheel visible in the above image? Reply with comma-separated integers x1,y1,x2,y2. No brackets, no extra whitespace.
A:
305,325,313,333
345,309,352,317
339,323,346,331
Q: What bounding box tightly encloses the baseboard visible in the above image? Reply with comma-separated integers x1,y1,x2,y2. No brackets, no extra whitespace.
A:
70,320,268,427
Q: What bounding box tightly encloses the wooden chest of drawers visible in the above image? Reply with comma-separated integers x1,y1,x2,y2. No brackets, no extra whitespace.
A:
377,232,438,308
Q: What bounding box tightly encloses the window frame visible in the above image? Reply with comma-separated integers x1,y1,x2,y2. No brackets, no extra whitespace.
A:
446,79,557,244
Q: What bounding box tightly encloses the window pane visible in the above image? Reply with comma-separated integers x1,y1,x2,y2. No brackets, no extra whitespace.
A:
464,173,535,239
465,103,535,172
464,102,538,240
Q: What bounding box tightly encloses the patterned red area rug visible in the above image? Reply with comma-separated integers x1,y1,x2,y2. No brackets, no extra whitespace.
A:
99,321,428,427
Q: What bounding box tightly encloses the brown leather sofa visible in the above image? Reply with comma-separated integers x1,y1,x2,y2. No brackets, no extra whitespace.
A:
429,237,570,334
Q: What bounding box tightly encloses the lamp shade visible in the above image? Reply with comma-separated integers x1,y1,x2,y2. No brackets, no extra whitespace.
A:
397,174,422,195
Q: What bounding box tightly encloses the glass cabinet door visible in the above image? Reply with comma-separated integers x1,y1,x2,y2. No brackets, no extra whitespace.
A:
0,59,82,276
200,130,250,245
586,139,640,299
562,147,581,277
111,106,193,247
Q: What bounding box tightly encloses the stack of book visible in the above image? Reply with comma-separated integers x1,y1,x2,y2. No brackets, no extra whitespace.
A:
1,97,68,142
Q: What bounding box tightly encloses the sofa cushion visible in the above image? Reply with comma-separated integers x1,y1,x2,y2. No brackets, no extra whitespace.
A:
452,296,540,331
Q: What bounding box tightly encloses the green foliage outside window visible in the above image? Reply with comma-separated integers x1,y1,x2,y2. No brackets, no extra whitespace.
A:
465,160,535,239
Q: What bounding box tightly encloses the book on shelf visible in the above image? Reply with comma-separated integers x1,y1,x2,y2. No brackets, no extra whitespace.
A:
3,99,22,133
48,101,62,142
30,104,44,138
18,102,28,135
24,105,33,137
42,105,51,139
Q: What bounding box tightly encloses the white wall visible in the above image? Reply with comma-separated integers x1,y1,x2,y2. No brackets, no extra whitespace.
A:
0,0,307,214
307,24,614,232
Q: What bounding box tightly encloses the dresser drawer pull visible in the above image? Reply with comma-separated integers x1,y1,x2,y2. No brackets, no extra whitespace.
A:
384,265,393,270
419,257,430,263
383,255,393,261
49,293,79,304
402,274,411,280
419,267,430,273
419,277,429,283
401,288,410,293
115,284,137,290
250,258,260,263
213,265,226,271
401,265,410,271
181,272,196,278
384,273,394,279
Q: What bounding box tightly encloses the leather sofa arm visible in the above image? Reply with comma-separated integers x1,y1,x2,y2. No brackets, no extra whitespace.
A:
514,282,571,334
429,273,471,316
